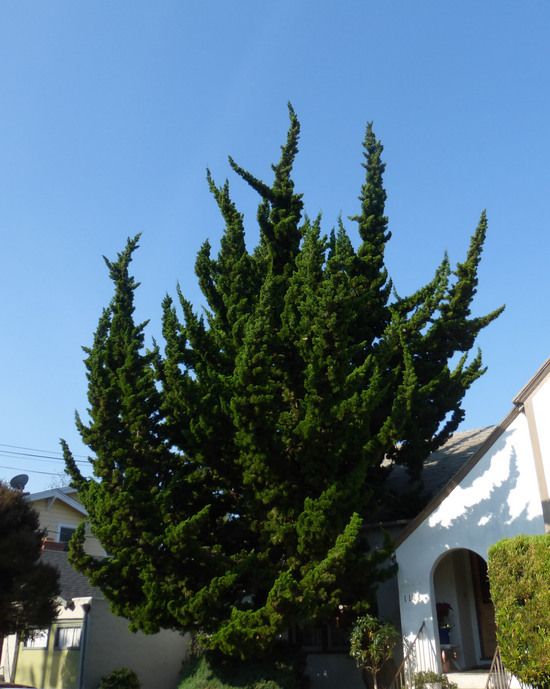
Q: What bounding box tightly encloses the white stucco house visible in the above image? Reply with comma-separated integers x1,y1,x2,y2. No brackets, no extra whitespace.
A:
394,356,550,676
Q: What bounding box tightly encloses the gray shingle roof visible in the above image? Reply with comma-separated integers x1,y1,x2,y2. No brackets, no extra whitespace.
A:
41,549,102,600
416,426,496,498
378,426,496,521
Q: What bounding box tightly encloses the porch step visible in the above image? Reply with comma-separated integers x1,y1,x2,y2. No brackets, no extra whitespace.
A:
446,670,489,689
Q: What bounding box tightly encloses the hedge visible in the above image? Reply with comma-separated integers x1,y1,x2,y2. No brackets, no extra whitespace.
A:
487,534,550,689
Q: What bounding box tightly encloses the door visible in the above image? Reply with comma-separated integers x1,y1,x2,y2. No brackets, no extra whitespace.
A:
470,552,497,660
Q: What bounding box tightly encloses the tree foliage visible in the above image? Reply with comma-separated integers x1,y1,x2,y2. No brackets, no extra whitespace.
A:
178,647,306,689
488,535,550,689
99,667,141,689
413,672,457,689
0,483,60,640
349,614,399,689
64,106,502,658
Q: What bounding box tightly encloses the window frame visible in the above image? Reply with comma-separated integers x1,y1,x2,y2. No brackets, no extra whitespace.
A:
57,523,78,543
22,629,49,650
54,625,82,650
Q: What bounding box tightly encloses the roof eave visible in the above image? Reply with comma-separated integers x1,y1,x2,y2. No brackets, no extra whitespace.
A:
27,488,87,516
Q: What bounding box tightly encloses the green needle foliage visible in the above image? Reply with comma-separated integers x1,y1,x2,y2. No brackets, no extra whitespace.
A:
178,647,306,689
63,106,502,659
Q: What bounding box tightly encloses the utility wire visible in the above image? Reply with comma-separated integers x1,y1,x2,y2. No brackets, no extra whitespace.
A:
0,449,89,465
0,442,88,459
0,464,69,477
0,443,93,477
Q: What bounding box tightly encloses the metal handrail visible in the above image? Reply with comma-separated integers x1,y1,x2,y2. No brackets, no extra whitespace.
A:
485,646,511,689
389,621,426,689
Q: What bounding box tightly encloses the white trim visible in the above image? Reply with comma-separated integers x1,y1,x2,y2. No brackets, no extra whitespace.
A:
22,629,49,650
54,625,82,650
27,488,87,516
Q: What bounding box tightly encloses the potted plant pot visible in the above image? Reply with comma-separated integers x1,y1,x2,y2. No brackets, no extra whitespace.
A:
438,626,451,644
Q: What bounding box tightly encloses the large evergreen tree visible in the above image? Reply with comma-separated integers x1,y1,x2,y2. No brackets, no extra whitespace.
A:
0,483,60,643
64,106,503,658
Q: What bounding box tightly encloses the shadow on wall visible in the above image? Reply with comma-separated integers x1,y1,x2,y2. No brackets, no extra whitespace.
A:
59,650,79,689
401,623,438,676
23,647,79,689
427,431,541,546
306,654,365,689
25,648,48,689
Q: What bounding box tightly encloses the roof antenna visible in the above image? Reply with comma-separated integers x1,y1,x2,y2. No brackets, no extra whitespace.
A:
10,474,29,491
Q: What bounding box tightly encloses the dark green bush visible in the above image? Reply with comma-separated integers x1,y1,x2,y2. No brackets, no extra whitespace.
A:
98,667,141,689
488,534,550,689
177,646,307,689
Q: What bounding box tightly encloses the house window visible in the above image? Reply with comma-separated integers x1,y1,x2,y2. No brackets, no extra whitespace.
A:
54,626,82,650
23,629,49,649
58,524,77,551
58,525,77,543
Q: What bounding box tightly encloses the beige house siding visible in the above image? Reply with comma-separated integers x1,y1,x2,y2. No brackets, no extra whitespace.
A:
31,493,105,557
33,498,81,541
13,601,88,689
14,621,82,689
2,489,187,688
10,595,190,689
83,598,190,689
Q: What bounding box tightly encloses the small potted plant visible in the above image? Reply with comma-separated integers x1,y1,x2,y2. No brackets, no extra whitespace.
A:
436,602,453,644
349,614,400,689
413,670,457,689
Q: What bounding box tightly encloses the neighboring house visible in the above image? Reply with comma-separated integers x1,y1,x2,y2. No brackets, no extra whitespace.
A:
0,486,189,689
27,486,104,557
395,356,550,676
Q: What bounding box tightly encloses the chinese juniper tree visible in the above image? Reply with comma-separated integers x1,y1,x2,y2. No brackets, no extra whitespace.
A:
64,106,503,658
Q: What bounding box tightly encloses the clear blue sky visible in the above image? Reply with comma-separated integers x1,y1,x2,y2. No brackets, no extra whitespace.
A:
1,1,549,492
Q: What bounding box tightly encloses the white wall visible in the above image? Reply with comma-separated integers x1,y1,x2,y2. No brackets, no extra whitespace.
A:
532,381,550,497
396,411,546,671
0,633,18,682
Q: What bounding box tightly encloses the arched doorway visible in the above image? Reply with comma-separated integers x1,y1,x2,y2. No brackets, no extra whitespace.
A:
432,549,496,669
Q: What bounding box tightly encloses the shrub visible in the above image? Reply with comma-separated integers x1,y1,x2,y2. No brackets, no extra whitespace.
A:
413,671,457,689
98,667,141,689
177,646,307,689
349,614,399,689
488,534,550,689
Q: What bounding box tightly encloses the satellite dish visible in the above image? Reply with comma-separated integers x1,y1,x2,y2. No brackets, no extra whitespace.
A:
10,474,29,491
